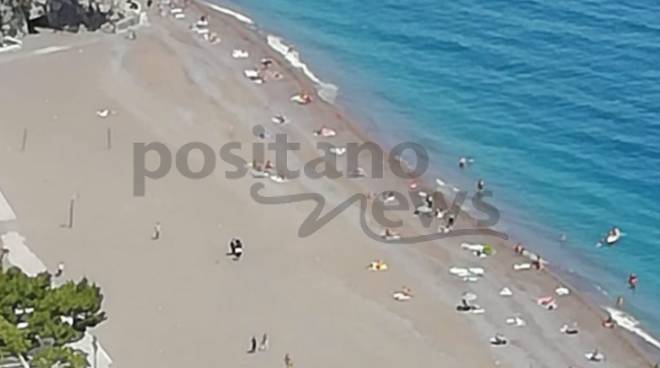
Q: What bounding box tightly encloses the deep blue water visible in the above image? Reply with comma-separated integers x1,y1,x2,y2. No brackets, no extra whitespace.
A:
222,0,660,335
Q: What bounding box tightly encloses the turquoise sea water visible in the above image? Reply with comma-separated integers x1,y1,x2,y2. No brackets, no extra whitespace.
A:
221,0,660,336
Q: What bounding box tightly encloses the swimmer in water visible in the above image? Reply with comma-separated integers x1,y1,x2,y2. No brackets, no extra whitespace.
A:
458,156,474,169
628,273,638,291
477,179,486,193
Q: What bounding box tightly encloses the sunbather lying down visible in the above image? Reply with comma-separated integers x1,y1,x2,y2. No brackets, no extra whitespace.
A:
490,333,508,347
381,228,400,241
505,316,526,327
291,93,313,105
367,260,388,271
585,349,605,362
313,126,336,137
272,115,288,125
392,287,413,301
456,299,485,314
537,296,557,310
244,69,264,84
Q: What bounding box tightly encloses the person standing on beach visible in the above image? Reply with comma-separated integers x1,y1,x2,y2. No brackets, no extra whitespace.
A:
152,222,161,240
54,262,65,277
259,333,269,351
284,353,293,367
247,336,257,354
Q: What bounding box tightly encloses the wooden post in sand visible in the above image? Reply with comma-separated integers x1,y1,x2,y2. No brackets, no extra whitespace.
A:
20,128,28,152
67,195,75,229
106,128,112,150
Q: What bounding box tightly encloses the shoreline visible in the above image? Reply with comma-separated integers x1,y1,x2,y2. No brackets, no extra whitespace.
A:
0,1,657,366
202,0,660,359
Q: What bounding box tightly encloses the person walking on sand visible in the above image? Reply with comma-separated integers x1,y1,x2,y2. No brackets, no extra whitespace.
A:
259,333,269,351
284,353,293,368
152,222,161,240
247,336,257,354
228,238,244,261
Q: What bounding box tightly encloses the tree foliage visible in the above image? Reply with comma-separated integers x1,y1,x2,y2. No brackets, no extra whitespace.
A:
0,315,29,359
0,267,106,363
31,346,87,368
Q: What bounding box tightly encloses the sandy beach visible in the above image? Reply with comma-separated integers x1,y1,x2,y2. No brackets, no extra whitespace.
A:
0,1,657,367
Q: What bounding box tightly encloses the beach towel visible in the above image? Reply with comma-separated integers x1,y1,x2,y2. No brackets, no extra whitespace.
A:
232,49,249,59
506,316,526,327
499,287,513,297
537,296,557,310
392,291,412,301
329,147,346,156
513,263,532,271
555,287,570,296
313,127,336,137
585,352,604,362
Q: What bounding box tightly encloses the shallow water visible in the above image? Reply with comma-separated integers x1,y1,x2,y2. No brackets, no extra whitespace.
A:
221,0,660,337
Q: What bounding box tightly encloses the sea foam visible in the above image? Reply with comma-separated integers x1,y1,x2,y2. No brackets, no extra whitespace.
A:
267,35,339,103
204,2,254,25
605,307,660,350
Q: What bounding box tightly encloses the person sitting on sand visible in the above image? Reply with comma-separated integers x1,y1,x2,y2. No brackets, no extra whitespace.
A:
602,315,616,329
382,228,401,241
586,348,604,362
228,238,244,261
196,15,208,28
514,243,525,255
456,298,481,313
532,256,544,270
265,160,274,171
261,58,274,69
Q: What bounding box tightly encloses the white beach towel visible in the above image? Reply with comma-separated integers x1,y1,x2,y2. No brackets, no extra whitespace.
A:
513,263,532,271
232,49,249,59
269,175,286,183
329,147,346,156
392,292,412,301
460,243,485,252
506,316,526,327
555,287,570,296
499,287,513,297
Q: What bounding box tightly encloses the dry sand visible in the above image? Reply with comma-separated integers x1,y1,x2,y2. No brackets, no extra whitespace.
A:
0,2,656,367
